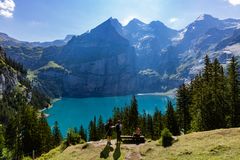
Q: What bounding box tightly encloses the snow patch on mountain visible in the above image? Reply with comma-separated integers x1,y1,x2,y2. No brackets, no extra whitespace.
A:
223,21,240,29
237,24,240,29
189,64,204,75
138,69,160,77
140,35,154,41
224,44,240,56
172,28,188,42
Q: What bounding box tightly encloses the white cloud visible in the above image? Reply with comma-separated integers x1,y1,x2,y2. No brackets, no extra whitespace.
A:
228,0,240,6
0,0,15,18
169,17,178,23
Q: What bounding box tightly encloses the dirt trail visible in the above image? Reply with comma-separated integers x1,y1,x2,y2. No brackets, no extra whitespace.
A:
124,143,143,160
90,139,144,160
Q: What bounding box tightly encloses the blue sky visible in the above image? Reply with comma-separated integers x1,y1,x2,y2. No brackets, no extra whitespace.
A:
0,0,240,42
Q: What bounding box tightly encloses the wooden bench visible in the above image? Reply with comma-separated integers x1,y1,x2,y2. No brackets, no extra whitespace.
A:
120,135,145,144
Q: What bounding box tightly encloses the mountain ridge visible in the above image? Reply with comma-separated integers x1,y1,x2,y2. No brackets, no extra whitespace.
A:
1,14,240,97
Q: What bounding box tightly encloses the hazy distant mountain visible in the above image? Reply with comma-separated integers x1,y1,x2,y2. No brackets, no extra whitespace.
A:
0,32,29,47
1,14,240,97
0,33,74,48
30,35,75,47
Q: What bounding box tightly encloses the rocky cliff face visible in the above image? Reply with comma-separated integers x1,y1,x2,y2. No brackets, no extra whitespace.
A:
34,18,137,97
0,66,18,99
0,47,28,99
60,53,136,97
0,47,50,108
0,47,32,102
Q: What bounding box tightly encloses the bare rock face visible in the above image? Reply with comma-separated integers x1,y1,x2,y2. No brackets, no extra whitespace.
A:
37,51,137,97
0,48,24,99
5,70,17,87
0,66,18,94
35,18,137,97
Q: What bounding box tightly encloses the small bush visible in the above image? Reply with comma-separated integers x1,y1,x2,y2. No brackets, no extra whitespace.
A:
161,128,173,147
23,157,32,160
38,146,62,160
1,148,13,160
67,128,81,146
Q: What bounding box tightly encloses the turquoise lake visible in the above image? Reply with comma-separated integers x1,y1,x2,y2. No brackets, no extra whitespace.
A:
45,95,176,136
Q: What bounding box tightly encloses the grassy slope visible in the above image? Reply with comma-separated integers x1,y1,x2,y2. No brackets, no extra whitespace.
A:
38,128,240,160
37,61,65,71
27,61,69,82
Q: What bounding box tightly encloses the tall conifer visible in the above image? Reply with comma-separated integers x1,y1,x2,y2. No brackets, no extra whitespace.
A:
227,56,240,127
176,84,191,132
53,121,62,147
166,101,179,135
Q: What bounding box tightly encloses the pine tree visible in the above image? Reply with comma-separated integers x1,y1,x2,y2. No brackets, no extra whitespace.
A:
129,95,138,133
210,59,226,129
112,107,121,124
203,55,212,82
189,57,229,131
79,125,87,141
4,117,18,153
227,56,240,127
20,106,39,155
52,121,62,147
146,114,154,139
97,115,105,140
88,120,94,141
190,58,215,131
166,101,179,135
152,108,163,140
122,107,130,135
139,110,147,136
37,113,53,155
88,116,97,141
176,84,191,132
4,114,24,159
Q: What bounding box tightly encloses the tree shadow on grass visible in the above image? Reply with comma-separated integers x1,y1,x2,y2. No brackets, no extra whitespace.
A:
113,142,121,160
100,143,114,159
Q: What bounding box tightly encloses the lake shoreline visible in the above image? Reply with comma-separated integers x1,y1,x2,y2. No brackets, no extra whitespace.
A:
44,89,177,112
39,98,62,114
137,88,177,97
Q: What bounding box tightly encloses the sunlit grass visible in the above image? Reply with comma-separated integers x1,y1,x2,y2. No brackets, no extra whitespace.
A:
38,128,240,160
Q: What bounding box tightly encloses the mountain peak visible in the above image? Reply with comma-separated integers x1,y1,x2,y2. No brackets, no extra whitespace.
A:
99,17,123,34
105,17,121,25
196,14,218,21
91,17,120,33
71,17,127,46
127,18,146,26
149,20,166,28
